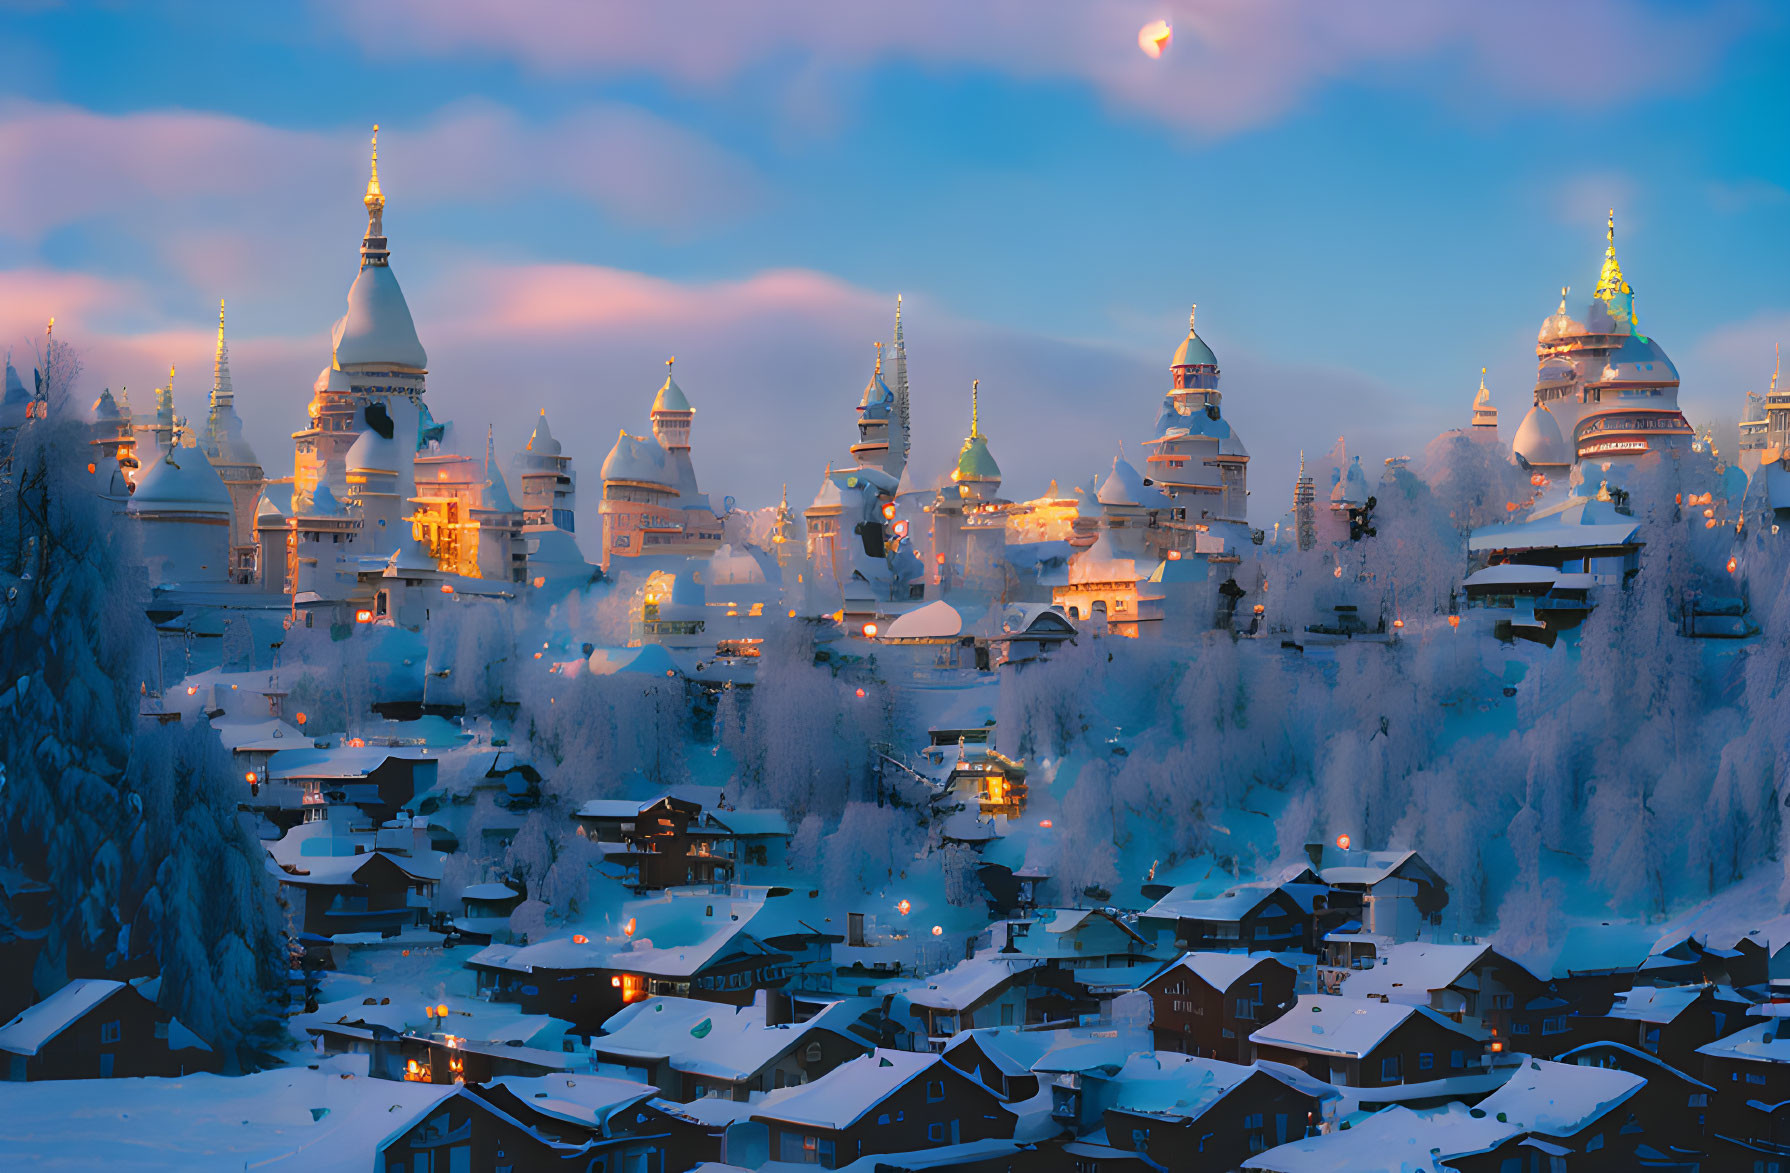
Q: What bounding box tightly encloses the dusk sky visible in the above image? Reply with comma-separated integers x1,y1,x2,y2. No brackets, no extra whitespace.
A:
3,0,1786,528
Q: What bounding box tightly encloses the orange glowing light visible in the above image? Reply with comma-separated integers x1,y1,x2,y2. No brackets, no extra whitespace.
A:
245,771,258,783
186,686,198,695
1333,565,1343,578
611,975,622,987
355,609,373,623
862,623,878,638
437,1003,449,1017
624,917,636,937
295,711,307,725
533,576,545,588
440,583,454,594
1137,19,1172,58
86,462,96,474
1336,834,1351,850
897,899,911,915
1040,819,1053,828
1166,549,1182,560
1392,619,1404,629
534,652,543,659
932,925,944,937
787,609,797,618
1253,604,1265,615
1728,556,1738,574
1448,615,1461,629
1490,1041,1504,1053
855,687,867,698
573,934,589,944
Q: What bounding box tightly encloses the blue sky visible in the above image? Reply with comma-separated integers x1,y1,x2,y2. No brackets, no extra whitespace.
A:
3,0,1786,523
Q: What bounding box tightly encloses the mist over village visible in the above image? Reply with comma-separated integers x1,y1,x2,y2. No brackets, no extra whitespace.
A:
2,3,1789,1171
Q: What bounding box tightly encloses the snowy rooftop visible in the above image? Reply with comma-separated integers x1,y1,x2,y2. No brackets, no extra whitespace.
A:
1243,1102,1515,1172
1162,951,1281,993
752,1049,955,1131
899,954,1038,1011
1605,984,1708,1024
1698,1016,1790,1065
595,994,870,1082
1249,995,1485,1059
1471,1058,1643,1138
1343,943,1503,1004
0,979,126,1056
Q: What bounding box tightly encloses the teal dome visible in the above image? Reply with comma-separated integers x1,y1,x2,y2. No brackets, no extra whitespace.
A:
953,434,1001,484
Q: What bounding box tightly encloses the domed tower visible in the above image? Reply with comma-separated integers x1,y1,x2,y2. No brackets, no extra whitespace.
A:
1143,304,1249,529
849,343,902,478
1470,368,1499,441
198,300,266,582
294,126,429,506
127,445,233,588
511,409,577,533
1523,211,1692,468
928,380,1007,592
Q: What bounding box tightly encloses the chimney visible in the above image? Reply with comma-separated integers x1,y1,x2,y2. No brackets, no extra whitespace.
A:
763,988,794,1027
1304,842,1324,870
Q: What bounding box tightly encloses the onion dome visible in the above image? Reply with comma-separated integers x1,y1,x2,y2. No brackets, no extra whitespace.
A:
525,410,561,456
951,379,1001,484
128,446,232,515
1600,333,1678,385
1512,403,1570,468
346,422,402,475
1537,287,1587,344
600,429,670,486
313,365,353,396
1170,304,1218,370
651,366,691,413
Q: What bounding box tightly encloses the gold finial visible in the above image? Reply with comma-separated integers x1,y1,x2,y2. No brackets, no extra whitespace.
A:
364,124,384,211
1558,285,1569,313
218,298,226,343
873,340,883,376
1189,303,1197,333
45,317,54,340
665,356,675,376
1772,343,1780,395
970,378,980,437
895,293,902,324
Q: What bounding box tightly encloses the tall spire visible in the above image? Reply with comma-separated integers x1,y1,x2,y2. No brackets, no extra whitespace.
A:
891,295,910,464
1189,303,1197,333
970,378,980,438
1594,208,1630,301
360,124,389,268
1773,343,1781,396
211,298,232,410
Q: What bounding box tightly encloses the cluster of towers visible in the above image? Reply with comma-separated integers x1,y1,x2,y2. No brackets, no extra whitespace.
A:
82,128,589,629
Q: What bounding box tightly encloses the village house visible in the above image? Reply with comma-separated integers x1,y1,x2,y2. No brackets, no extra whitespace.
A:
1138,882,1316,956
1338,941,1545,1046
690,807,793,870
892,954,1042,1047
274,849,438,938
1141,952,1298,1063
1696,1007,1790,1158
573,795,732,891
750,1049,1014,1168
1557,1039,1715,1163
1100,1051,1337,1169
1308,846,1451,943
1578,982,1752,1074
0,978,213,1081
591,992,874,1101
1443,1058,1647,1172
1248,994,1500,1109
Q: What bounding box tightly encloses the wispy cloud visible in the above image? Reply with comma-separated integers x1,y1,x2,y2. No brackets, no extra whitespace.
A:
322,0,1758,136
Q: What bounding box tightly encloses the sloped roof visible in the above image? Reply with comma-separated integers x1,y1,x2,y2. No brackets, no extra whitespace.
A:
1249,994,1485,1059
332,263,427,370
0,979,126,1056
752,1050,947,1130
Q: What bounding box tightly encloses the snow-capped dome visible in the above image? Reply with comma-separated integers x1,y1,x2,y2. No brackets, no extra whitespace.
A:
1599,333,1679,386
204,410,260,467
346,426,401,475
331,264,427,370
525,411,561,457
1537,300,1587,344
1097,453,1148,506
1513,403,1570,468
651,374,691,414
129,446,232,515
600,430,670,486
954,434,1001,484
313,365,352,396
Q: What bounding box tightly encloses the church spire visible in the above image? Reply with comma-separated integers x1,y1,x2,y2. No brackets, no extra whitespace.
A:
891,295,911,465
970,378,981,438
360,124,389,268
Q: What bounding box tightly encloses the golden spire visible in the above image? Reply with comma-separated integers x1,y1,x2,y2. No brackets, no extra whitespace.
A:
970,378,980,438
217,298,226,347
1474,366,1491,408
1772,343,1781,396
1594,208,1630,301
1189,303,1197,333
364,124,383,212
873,340,882,377
666,355,675,375
1558,285,1569,313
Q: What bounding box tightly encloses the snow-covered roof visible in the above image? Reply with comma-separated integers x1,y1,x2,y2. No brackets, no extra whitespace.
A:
1161,951,1279,993
1096,452,1150,507
882,599,963,641
587,644,683,678
129,446,233,515
1606,984,1706,1024
0,979,126,1056
600,431,671,487
1142,881,1289,924
595,995,869,1083
903,955,1038,1011
332,262,427,370
1343,943,1503,1004
700,808,792,838
1472,1057,1644,1137
524,410,561,456
1104,1050,1250,1119
752,1049,945,1130
1698,1016,1790,1065
487,1072,660,1129
1468,495,1641,554
1249,994,1484,1059
1243,1102,1514,1173
1462,564,1559,589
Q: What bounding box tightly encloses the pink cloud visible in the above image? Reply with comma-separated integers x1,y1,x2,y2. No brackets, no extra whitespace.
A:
0,98,759,246
326,0,1755,136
